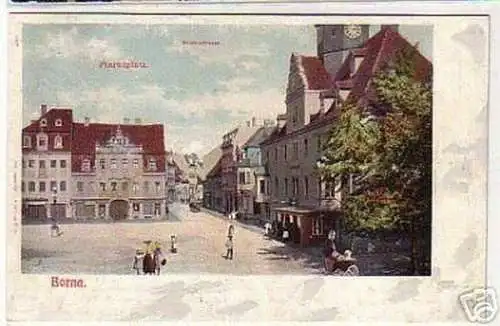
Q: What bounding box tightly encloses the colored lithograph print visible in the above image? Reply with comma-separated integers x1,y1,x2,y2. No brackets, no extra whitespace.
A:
20,23,433,276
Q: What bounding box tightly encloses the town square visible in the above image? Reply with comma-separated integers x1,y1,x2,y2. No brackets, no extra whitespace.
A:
20,23,432,276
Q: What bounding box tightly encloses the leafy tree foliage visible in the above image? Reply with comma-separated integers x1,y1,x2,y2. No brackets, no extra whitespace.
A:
318,46,432,274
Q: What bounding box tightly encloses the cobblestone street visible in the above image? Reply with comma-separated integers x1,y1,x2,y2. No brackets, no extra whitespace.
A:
21,204,322,275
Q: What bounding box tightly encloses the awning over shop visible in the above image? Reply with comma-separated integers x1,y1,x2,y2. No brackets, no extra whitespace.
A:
273,205,317,214
23,198,48,206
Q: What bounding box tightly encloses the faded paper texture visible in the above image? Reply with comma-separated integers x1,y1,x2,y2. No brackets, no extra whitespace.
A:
6,14,488,322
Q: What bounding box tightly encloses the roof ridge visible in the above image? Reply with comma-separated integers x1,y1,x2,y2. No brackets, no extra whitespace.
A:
293,53,309,90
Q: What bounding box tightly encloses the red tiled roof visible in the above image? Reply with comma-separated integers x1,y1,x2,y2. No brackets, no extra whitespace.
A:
206,157,222,178
332,27,432,109
71,122,165,173
22,108,73,153
263,27,432,146
297,55,333,90
23,108,73,133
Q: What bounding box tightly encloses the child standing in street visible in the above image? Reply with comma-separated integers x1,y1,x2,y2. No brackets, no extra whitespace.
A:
132,249,145,275
225,236,234,260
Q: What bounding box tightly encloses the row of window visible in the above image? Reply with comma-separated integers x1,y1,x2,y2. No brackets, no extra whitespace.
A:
266,135,323,163
75,202,162,217
80,157,157,172
23,159,67,169
271,176,337,199
22,180,67,193
39,118,64,128
77,180,163,193
23,134,64,150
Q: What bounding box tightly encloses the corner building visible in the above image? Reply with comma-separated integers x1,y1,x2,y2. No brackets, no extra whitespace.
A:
261,25,431,247
22,106,167,220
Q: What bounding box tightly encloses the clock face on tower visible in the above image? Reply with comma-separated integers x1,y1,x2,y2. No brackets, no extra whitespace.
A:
344,25,362,39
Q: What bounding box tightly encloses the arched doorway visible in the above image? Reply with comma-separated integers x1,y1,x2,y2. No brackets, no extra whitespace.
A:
109,200,129,220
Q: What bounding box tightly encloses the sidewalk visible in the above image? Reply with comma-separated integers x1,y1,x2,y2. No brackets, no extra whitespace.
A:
200,207,266,235
201,207,324,260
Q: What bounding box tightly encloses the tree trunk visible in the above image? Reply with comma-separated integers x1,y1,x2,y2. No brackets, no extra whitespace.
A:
410,217,419,275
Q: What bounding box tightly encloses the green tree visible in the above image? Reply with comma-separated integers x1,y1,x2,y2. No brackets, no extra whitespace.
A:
318,46,432,275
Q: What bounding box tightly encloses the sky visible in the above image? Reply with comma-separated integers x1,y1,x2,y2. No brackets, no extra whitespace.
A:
23,24,433,157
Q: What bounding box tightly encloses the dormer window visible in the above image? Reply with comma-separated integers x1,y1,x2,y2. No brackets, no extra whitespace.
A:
55,119,62,127
81,158,91,172
54,135,63,149
149,158,157,171
40,119,47,127
22,136,31,148
36,133,48,151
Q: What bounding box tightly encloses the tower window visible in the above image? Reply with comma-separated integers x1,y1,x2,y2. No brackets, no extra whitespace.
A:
40,119,47,127
55,119,62,127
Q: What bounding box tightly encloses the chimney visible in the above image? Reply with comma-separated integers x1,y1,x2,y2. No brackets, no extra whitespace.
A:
381,25,398,32
123,117,130,124
246,121,251,127
40,104,48,116
84,117,90,127
251,117,256,127
134,118,142,124
276,114,287,128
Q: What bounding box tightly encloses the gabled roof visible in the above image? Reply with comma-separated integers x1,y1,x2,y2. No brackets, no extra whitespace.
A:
199,145,223,181
23,108,73,133
243,126,276,148
171,152,190,174
293,54,333,90
331,27,432,110
261,123,288,145
262,27,432,146
71,122,166,173
205,157,222,179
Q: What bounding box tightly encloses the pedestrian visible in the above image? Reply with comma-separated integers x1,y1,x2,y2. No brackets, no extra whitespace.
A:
132,249,145,275
228,224,235,238
282,228,290,242
154,243,166,275
50,218,62,237
225,236,234,260
328,229,336,242
264,222,272,237
323,239,341,274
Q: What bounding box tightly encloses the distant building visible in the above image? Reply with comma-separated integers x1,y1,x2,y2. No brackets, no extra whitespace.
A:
219,118,263,214
22,106,167,220
236,123,276,221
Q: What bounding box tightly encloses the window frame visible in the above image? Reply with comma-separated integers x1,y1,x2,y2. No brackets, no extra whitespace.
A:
54,135,63,149
22,135,31,148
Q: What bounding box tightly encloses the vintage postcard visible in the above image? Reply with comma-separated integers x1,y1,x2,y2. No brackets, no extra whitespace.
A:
6,12,490,323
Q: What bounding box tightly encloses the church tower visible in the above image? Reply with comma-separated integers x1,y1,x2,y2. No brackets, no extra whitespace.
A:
315,25,371,78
